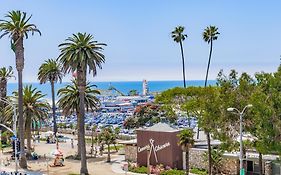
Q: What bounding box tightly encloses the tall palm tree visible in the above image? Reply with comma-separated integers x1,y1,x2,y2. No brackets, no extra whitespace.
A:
57,79,100,173
0,66,14,108
58,32,105,174
202,25,219,175
13,85,50,157
177,129,194,175
0,10,41,168
0,67,14,127
203,25,220,87
172,26,188,88
38,59,63,137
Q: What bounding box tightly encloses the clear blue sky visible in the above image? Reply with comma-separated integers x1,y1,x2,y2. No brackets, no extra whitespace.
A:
0,0,280,82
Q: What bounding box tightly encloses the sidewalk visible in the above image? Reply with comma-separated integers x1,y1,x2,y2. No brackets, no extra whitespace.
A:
0,166,44,175
111,155,148,175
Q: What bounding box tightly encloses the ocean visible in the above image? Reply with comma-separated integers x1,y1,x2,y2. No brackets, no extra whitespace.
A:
7,80,216,100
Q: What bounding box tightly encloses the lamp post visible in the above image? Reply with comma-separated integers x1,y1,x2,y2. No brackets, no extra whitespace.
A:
0,98,18,173
227,104,252,175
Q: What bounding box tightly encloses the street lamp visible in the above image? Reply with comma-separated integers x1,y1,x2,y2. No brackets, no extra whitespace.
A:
227,104,252,175
0,97,18,173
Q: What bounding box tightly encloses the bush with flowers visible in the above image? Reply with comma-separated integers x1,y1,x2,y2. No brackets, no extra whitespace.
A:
125,162,185,175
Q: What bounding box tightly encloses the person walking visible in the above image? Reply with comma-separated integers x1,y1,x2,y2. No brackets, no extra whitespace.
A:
71,139,74,149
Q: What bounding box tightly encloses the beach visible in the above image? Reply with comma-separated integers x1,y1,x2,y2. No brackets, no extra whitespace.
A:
0,133,129,175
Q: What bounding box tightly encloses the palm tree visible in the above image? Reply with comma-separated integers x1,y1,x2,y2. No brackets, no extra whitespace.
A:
202,25,219,175
177,129,194,175
172,26,188,88
57,80,100,117
38,59,63,137
13,85,50,157
0,97,14,125
0,67,14,126
57,79,100,173
58,32,105,174
0,10,41,168
203,25,220,87
0,66,14,100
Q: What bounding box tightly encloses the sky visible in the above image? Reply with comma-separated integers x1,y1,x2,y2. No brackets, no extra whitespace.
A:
0,1,280,83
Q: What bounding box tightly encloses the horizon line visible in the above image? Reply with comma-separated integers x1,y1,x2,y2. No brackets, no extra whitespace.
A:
7,79,217,84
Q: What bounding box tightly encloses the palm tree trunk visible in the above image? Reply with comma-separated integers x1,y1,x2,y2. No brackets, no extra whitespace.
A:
0,79,7,98
204,39,213,175
0,79,7,108
77,68,88,175
186,148,189,175
259,152,263,175
76,108,81,159
51,81,57,137
107,143,111,162
206,131,212,175
15,37,27,168
26,117,32,159
91,128,94,157
179,41,186,88
204,39,213,87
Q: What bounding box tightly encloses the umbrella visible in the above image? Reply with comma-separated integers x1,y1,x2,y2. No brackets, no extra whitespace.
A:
45,131,54,136
51,149,63,156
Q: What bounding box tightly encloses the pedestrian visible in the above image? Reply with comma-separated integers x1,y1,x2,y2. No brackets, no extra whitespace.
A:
71,139,74,149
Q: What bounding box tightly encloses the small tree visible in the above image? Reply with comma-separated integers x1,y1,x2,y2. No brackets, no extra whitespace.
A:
100,127,116,162
113,127,121,152
203,149,223,174
177,129,194,175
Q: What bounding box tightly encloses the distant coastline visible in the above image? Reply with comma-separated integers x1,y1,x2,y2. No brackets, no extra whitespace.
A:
7,80,216,99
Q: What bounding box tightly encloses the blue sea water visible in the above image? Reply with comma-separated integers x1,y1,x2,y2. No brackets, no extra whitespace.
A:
7,80,216,100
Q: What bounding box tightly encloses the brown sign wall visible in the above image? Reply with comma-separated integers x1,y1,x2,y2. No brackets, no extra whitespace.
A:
137,130,183,169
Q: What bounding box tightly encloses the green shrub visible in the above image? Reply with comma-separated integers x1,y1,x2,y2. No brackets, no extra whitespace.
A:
160,169,185,175
2,143,11,148
129,166,147,174
40,137,47,141
190,168,208,175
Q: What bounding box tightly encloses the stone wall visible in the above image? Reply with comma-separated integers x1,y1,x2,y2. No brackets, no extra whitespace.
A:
189,148,238,175
265,161,272,175
220,157,238,175
125,145,137,162
189,148,208,170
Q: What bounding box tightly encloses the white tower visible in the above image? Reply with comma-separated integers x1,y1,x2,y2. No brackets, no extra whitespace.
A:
142,79,148,96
